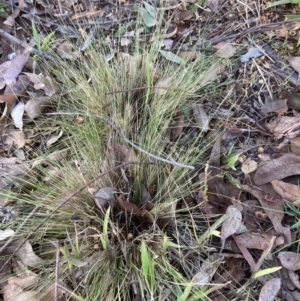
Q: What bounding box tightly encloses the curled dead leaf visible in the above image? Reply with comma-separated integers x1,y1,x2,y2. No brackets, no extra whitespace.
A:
115,194,154,222
241,158,257,174
165,24,177,38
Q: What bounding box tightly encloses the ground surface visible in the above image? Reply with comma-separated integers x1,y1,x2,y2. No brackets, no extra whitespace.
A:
1,0,300,301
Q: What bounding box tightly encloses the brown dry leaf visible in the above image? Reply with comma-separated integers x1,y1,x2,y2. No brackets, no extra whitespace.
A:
1,160,32,188
24,73,55,96
179,10,194,20
242,184,292,243
271,180,299,203
278,252,300,271
94,187,116,209
213,41,236,58
261,99,288,114
154,76,172,96
234,232,284,250
241,157,257,174
193,105,209,132
0,74,30,103
57,41,80,60
288,56,300,74
266,116,300,140
0,51,30,89
25,93,52,120
114,144,137,165
177,51,198,61
15,240,44,267
165,25,177,38
170,113,184,141
254,153,300,185
288,270,300,290
115,194,154,222
213,258,244,285
221,205,242,249
4,131,26,149
258,278,281,301
40,283,67,301
199,62,225,87
290,137,300,155
3,276,38,301
283,90,300,111
142,186,152,203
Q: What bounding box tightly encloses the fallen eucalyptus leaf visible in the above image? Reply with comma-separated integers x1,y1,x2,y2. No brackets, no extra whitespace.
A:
271,180,299,203
278,251,300,271
16,240,44,267
11,101,25,130
258,278,281,301
94,187,116,208
221,205,242,248
254,153,300,185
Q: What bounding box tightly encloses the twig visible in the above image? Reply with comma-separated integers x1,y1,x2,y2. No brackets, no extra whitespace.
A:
95,115,195,170
54,241,60,301
105,86,155,95
0,29,53,60
0,162,148,274
48,112,195,170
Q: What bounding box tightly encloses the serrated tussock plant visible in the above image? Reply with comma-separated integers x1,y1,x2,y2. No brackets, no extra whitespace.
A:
0,9,236,301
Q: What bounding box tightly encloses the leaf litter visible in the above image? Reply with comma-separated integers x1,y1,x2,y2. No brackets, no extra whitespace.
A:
2,0,300,300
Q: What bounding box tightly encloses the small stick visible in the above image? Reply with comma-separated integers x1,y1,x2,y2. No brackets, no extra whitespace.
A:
94,114,195,170
0,162,148,274
105,86,162,95
47,112,195,170
54,241,60,301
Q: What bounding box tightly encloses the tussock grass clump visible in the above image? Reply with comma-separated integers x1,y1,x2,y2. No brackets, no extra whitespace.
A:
1,23,235,300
